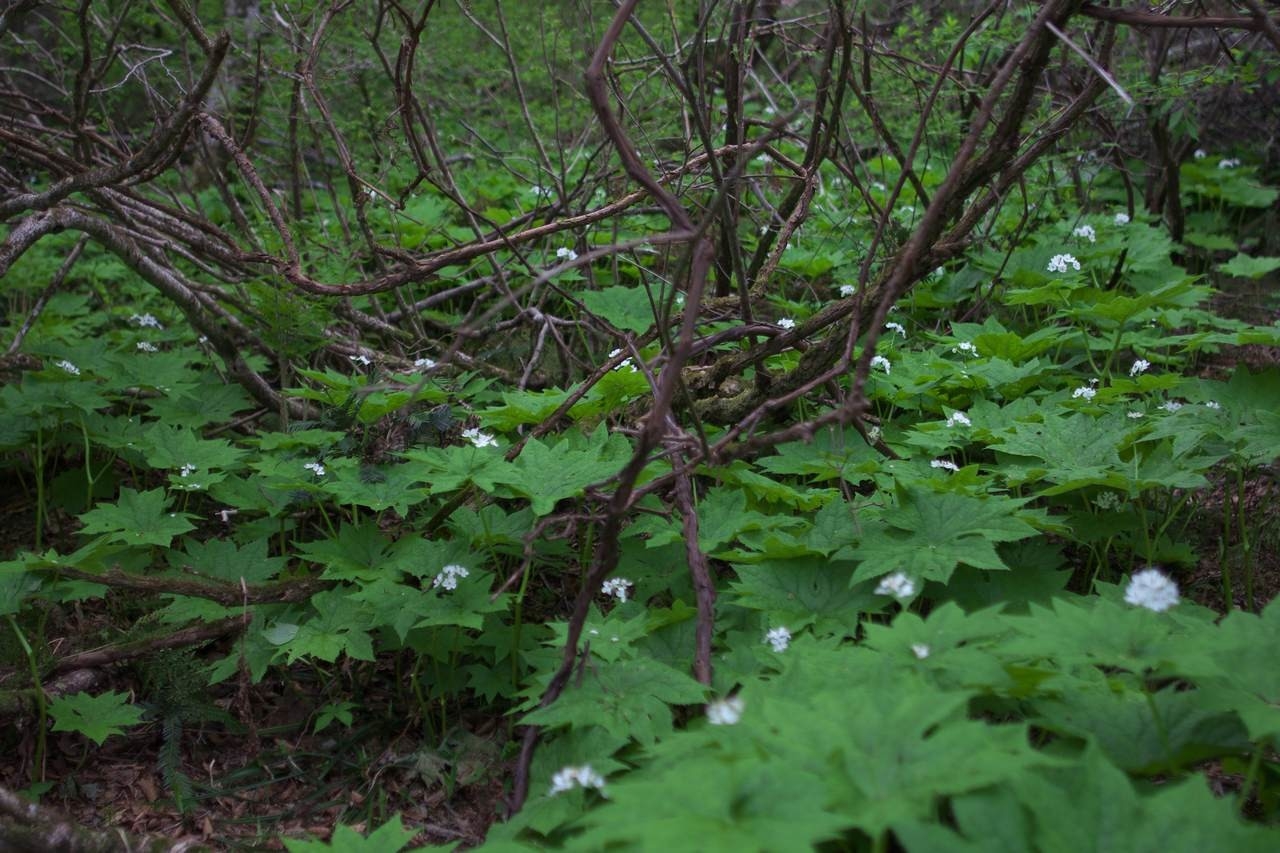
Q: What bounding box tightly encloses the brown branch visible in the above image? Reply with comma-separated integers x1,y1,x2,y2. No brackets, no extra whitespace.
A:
32,565,328,608
51,614,252,673
1078,3,1276,32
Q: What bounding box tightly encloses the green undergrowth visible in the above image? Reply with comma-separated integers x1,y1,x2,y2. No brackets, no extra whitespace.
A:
3,143,1280,851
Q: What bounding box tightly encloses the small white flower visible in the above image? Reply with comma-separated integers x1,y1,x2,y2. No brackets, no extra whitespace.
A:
462,427,498,448
556,246,578,262
871,181,886,192
764,626,791,653
1072,224,1097,243
54,359,80,375
1072,386,1098,401
129,312,164,330
952,341,978,357
910,643,931,660
1124,568,1180,612
1047,253,1081,273
349,354,372,367
1127,411,1145,419
549,765,606,796
1129,359,1150,377
945,411,971,428
933,266,945,278
607,348,636,372
413,357,436,370
866,425,882,443
304,461,326,477
1114,212,1130,226
777,317,796,330
1193,149,1207,160
1094,491,1121,510
1218,158,1241,169
875,571,916,600
870,355,891,374
839,284,856,297
884,321,906,337
706,695,745,726
178,463,197,478
930,459,959,472
1203,400,1221,410
432,563,470,591
600,578,633,603
136,341,158,353
1161,401,1183,413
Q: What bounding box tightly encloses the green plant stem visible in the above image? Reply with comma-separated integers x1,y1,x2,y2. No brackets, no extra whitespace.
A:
33,426,46,551
1220,477,1234,613
1235,466,1254,612
1238,741,1263,815
8,617,46,783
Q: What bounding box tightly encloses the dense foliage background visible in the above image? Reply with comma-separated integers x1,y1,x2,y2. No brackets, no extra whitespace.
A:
1,1,1279,850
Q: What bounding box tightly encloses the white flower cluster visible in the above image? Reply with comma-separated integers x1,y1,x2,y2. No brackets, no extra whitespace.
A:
54,359,80,376
556,246,578,262
549,765,606,796
910,643,931,660
1161,401,1183,413
303,461,325,477
349,354,372,367
130,312,164,330
413,357,436,370
884,321,906,338
764,626,791,653
1203,400,1221,410
931,459,959,473
1124,568,1179,612
839,283,856,297
178,463,198,478
777,317,796,330
875,571,916,599
1072,224,1096,243
1047,253,1081,273
601,577,633,603
870,355,891,374
952,341,978,357
1072,386,1097,401
432,563,470,591
1114,212,1130,226
607,348,636,372
1218,158,1241,169
945,411,971,428
1129,359,1150,377
706,695,745,726
462,427,498,448
136,341,158,353
1193,149,1207,160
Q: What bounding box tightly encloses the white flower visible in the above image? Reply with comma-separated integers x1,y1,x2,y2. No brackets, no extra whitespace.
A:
875,571,916,599
178,463,197,478
885,321,906,337
706,695,745,726
777,317,796,330
933,266,945,278
601,578,633,603
764,626,791,653
462,427,498,448
432,563,470,591
871,181,886,192
1161,401,1183,413
930,459,959,472
304,461,325,477
952,341,978,357
839,284,856,297
129,312,164,330
607,348,636,372
1114,212,1130,226
1093,491,1121,510
549,765,606,796
54,359,80,375
1072,224,1097,243
1203,400,1221,410
1124,568,1179,612
1127,410,1145,419
1218,158,1240,169
1072,386,1097,401
1047,253,1081,273
413,357,436,370
1193,149,1207,160
555,246,578,262
136,341,158,353
870,355,891,374
866,425,882,443
349,354,372,367
945,411,971,428
1129,359,1150,377
910,643,931,660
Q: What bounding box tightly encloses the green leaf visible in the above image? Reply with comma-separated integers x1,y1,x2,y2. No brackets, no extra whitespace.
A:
282,815,419,853
847,485,1041,585
1217,253,1280,279
580,285,657,333
77,488,196,547
48,691,145,745
510,426,632,516
174,536,288,585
